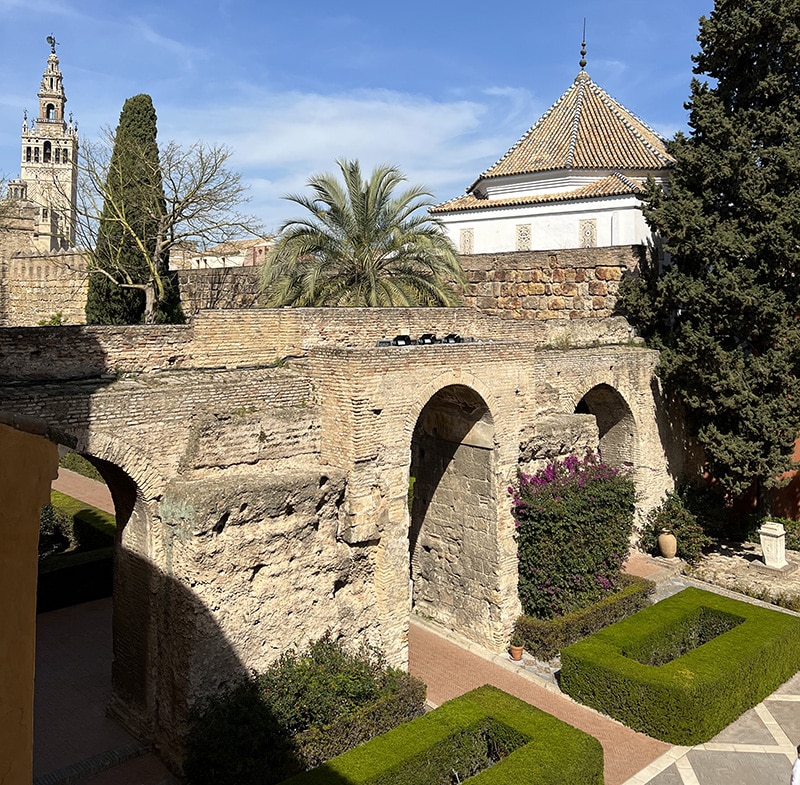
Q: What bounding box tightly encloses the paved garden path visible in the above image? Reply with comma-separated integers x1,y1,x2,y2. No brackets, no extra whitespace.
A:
409,618,669,784
52,467,115,515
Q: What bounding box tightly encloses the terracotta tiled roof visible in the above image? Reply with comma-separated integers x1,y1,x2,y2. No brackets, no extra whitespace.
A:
432,173,644,214
478,70,674,181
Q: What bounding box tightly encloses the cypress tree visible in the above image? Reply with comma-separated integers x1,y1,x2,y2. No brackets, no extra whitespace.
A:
620,0,800,506
86,94,182,324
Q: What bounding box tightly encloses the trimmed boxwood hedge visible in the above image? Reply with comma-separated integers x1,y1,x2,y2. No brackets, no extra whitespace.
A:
279,685,603,785
37,491,117,612
560,587,800,744
514,574,654,660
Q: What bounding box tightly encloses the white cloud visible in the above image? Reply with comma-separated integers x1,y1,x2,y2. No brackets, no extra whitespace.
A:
150,86,536,232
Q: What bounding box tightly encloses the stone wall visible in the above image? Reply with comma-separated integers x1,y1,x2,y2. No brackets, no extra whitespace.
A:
460,245,645,320
0,243,645,327
0,307,676,769
0,252,88,326
177,267,260,316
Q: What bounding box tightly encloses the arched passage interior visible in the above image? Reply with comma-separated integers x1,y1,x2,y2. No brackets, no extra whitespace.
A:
574,383,636,469
37,448,159,758
408,384,499,643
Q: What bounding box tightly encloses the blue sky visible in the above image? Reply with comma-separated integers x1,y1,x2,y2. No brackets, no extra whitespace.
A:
0,0,712,233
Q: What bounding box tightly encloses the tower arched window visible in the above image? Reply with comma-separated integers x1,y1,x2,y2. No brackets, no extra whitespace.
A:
34,147,39,163
46,103,55,120
55,148,60,163
63,149,68,163
25,147,31,162
44,141,52,163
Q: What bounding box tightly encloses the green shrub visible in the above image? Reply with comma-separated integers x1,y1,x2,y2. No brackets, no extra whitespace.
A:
50,490,116,549
560,587,800,744
280,685,603,785
39,491,116,559
510,451,635,618
59,451,105,482
185,633,426,785
38,503,78,557
621,606,743,666
294,672,425,770
514,574,654,660
638,491,711,563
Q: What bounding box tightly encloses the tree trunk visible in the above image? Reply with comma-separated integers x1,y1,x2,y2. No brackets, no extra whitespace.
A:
143,283,156,324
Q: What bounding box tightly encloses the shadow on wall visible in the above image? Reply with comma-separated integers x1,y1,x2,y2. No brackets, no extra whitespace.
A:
0,329,248,776
111,547,252,774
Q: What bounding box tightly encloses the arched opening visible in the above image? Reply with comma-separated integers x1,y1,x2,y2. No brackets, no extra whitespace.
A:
408,385,498,642
43,141,51,163
35,449,160,776
46,103,55,120
574,383,636,469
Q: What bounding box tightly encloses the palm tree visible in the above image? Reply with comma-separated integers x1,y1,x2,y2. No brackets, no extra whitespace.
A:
261,159,465,306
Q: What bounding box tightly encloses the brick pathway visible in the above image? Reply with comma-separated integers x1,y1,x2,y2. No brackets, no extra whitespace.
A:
52,467,114,515
409,619,669,785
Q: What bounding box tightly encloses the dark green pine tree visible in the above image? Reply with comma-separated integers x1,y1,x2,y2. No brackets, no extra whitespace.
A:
620,0,800,507
85,94,183,324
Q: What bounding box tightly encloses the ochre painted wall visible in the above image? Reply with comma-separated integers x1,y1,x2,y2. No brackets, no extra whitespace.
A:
0,422,58,785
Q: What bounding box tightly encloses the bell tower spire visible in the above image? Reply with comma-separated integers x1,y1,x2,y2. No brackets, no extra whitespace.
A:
14,36,79,252
38,36,68,127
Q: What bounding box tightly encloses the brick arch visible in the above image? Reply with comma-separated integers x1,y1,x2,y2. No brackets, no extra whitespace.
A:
81,433,166,504
402,370,499,443
572,382,638,470
406,377,502,647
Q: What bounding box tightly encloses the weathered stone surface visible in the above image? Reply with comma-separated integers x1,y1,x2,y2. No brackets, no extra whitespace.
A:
0,307,674,769
518,414,599,473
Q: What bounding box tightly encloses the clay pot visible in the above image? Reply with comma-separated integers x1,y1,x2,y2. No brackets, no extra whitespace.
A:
509,644,524,661
657,531,677,559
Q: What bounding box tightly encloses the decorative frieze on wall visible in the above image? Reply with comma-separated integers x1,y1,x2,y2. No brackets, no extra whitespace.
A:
459,228,474,255
515,224,532,251
579,219,598,248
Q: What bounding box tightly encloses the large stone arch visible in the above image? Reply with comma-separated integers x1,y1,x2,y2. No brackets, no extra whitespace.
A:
407,383,504,646
49,432,169,748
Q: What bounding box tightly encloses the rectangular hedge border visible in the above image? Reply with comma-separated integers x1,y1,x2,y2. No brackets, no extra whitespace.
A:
279,685,603,785
514,574,655,660
560,587,800,744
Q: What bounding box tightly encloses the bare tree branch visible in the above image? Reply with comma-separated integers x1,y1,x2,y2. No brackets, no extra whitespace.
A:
69,131,264,322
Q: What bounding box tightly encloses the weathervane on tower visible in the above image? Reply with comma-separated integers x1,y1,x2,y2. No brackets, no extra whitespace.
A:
46,35,58,54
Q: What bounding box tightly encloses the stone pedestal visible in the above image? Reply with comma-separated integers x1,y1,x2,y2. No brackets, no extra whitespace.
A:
758,521,789,570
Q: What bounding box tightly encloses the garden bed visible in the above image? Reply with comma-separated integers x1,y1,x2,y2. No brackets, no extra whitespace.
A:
279,685,603,785
514,574,654,660
560,587,800,744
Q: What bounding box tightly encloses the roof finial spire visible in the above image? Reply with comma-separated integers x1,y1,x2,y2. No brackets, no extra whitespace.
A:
579,19,587,69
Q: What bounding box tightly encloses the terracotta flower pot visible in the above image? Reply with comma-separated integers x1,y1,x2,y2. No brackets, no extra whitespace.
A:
509,644,524,661
658,531,677,559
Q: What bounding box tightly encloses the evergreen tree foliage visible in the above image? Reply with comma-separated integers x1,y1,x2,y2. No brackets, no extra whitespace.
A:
85,94,182,324
261,159,465,306
619,0,800,503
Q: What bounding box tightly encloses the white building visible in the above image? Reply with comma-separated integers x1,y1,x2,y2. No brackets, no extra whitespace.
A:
433,63,674,254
